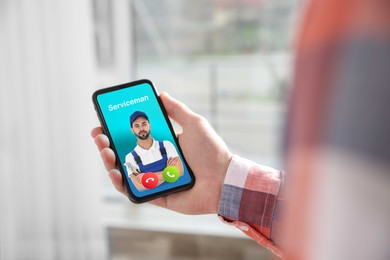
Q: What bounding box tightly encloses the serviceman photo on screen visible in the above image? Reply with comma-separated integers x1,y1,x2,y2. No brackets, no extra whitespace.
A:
124,111,184,191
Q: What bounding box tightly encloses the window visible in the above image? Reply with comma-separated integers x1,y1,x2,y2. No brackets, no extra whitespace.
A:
132,0,298,167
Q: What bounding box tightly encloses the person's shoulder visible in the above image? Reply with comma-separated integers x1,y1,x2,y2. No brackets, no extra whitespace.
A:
162,140,178,155
125,149,136,161
162,140,174,147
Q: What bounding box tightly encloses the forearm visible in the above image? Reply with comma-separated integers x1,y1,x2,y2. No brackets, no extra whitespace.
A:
131,171,165,190
154,171,165,185
129,174,146,191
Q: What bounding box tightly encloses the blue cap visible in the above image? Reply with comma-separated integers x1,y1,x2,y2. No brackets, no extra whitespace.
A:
130,111,149,127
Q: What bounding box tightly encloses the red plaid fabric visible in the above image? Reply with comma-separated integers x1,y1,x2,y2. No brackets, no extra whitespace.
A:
219,0,390,258
218,156,286,258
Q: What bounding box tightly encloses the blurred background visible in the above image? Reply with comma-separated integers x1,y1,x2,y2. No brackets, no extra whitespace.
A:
0,0,300,259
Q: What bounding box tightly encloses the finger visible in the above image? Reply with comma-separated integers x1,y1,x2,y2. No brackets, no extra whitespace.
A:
159,92,198,126
167,157,173,165
108,169,127,195
91,126,103,138
100,147,116,171
94,134,109,151
170,157,177,165
167,157,175,165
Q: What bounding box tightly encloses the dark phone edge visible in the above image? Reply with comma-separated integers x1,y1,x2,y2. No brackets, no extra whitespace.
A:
92,79,195,203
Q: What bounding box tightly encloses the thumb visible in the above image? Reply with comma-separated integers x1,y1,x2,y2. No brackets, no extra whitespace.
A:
159,92,197,127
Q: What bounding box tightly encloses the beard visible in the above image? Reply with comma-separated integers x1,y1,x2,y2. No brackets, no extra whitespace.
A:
136,130,150,140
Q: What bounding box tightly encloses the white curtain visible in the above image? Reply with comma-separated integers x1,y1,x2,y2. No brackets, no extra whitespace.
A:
0,0,107,259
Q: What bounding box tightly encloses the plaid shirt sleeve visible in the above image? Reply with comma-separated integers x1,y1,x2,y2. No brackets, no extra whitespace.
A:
218,155,286,258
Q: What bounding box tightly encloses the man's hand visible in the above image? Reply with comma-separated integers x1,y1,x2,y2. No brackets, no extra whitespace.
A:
167,156,184,176
167,156,178,166
91,92,232,214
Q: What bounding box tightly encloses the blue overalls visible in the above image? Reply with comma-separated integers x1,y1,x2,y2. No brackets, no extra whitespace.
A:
131,141,168,173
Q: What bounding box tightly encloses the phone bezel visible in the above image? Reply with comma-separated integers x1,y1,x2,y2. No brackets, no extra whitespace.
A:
92,79,195,203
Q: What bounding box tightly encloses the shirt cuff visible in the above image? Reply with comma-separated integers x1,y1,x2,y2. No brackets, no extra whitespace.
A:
218,155,284,258
218,155,282,218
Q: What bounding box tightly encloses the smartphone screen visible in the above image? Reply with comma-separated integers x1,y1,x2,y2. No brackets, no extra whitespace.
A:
92,79,195,203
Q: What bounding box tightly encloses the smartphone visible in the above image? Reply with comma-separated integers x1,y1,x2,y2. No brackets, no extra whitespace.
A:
92,79,195,203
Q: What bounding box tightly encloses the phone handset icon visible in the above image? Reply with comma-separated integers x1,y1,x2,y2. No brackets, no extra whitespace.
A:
166,171,175,178
163,166,180,183
145,177,154,183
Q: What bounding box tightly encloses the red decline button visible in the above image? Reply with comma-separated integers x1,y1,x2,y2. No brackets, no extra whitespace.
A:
142,172,158,189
